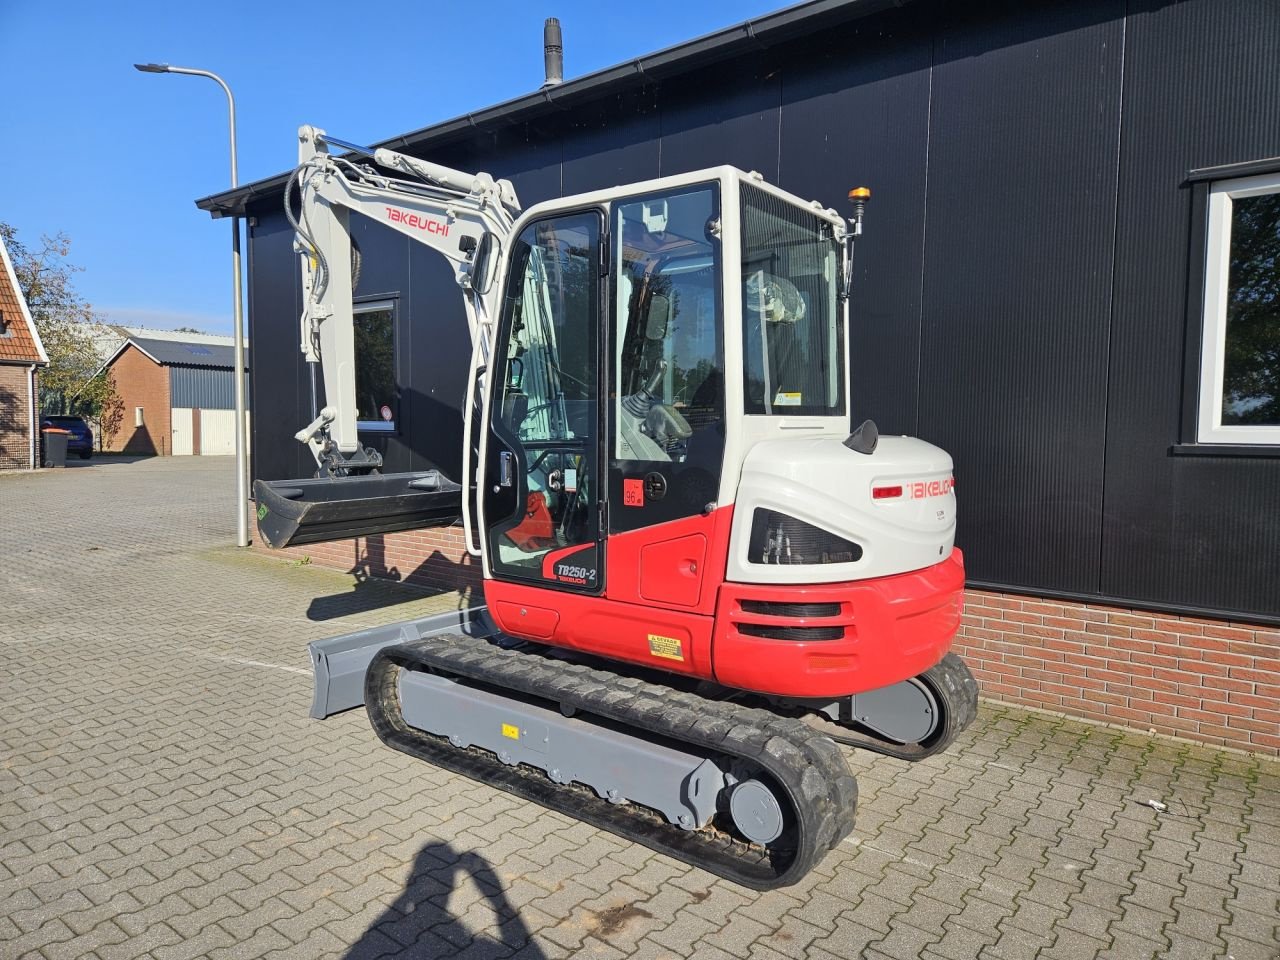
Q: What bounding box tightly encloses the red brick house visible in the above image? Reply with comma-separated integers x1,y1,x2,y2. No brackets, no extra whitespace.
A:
0,232,48,470
97,332,247,455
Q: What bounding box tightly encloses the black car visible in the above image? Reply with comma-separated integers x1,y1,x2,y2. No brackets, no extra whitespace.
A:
41,415,94,459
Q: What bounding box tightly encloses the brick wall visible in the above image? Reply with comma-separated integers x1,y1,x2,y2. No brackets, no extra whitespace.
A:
106,345,171,455
255,522,483,597
0,362,34,469
956,590,1279,756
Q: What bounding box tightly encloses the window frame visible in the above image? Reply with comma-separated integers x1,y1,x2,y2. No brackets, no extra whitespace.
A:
352,296,399,435
1193,169,1280,446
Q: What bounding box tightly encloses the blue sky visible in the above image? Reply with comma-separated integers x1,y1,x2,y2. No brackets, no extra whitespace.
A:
0,0,783,334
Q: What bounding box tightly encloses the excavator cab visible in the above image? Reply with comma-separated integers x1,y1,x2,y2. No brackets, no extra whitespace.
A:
480,183,729,596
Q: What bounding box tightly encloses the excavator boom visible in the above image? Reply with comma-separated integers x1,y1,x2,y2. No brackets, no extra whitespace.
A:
289,125,516,473
255,128,520,546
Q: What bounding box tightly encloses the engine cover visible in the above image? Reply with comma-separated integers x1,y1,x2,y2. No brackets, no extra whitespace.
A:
727,435,956,584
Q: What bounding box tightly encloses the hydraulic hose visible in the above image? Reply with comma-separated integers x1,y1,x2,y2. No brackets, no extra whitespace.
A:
284,163,330,300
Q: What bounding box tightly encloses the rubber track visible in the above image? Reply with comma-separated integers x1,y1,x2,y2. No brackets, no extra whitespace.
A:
821,653,980,760
365,634,859,890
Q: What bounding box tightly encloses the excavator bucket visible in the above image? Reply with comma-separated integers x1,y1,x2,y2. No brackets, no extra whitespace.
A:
253,471,464,549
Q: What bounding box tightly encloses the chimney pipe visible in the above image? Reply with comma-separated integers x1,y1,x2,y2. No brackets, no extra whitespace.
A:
543,18,563,87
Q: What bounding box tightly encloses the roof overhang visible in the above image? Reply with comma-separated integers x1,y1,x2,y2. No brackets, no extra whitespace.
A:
0,233,49,364
195,0,911,219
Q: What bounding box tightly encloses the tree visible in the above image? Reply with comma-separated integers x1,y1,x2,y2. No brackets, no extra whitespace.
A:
0,222,119,430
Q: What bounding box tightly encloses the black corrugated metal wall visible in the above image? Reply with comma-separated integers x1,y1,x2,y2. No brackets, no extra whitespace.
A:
245,0,1280,620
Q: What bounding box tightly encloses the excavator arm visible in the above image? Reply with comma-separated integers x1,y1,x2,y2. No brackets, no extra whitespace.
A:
252,128,521,550
288,125,519,476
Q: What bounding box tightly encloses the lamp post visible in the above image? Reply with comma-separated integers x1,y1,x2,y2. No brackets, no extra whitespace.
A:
135,63,249,547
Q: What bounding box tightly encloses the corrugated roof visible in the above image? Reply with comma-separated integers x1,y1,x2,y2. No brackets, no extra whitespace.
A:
0,234,48,364
130,336,245,368
195,0,906,218
105,335,246,370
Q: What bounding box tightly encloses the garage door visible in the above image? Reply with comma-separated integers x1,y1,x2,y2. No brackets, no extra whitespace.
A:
198,410,250,456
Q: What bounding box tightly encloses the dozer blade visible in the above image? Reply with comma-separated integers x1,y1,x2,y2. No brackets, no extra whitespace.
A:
308,606,497,718
253,471,463,549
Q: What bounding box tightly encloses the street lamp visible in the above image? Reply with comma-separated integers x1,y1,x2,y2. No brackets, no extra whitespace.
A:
134,62,249,548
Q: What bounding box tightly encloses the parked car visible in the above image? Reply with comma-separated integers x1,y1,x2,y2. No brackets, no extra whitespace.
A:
41,415,94,460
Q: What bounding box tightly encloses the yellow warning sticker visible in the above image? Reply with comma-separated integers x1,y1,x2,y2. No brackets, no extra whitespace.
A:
648,634,685,662
774,391,803,406
501,723,521,740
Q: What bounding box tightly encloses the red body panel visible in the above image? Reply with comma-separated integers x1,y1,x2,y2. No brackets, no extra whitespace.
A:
712,549,965,698
603,507,734,616
483,508,965,698
486,580,716,679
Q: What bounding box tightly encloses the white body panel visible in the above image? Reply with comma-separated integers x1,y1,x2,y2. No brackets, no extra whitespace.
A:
727,434,956,584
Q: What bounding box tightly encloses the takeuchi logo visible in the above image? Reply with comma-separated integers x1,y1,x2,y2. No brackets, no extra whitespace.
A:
909,477,954,499
385,207,450,236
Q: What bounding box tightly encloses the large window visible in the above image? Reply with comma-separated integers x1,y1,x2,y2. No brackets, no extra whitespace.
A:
353,300,397,432
487,213,601,586
1197,172,1280,445
740,183,844,417
614,186,723,462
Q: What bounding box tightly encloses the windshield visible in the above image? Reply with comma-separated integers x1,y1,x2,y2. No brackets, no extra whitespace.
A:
740,183,845,416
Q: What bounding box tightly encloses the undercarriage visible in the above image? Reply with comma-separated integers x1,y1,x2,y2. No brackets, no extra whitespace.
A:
310,607,978,889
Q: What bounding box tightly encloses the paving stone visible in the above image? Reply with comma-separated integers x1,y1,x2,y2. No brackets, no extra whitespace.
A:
2,457,1278,960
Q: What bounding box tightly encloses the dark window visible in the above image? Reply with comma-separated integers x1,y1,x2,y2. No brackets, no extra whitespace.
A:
1197,173,1280,445
354,302,397,431
740,183,845,417
1221,192,1280,426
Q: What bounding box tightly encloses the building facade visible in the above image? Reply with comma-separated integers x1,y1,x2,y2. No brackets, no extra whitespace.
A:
199,0,1280,754
100,333,248,455
0,232,47,470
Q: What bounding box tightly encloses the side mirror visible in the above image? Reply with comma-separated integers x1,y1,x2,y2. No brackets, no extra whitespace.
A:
507,357,524,391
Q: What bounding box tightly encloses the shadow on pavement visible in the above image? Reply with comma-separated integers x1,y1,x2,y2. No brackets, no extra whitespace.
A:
306,538,480,621
63,454,156,468
305,577,448,621
341,842,545,959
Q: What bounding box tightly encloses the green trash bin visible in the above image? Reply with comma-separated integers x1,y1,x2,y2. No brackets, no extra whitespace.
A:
42,427,70,468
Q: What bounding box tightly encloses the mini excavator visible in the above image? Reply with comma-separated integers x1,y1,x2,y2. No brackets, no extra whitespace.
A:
256,126,978,889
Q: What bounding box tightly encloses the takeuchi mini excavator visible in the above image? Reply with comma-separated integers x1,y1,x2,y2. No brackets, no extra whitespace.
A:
257,125,978,889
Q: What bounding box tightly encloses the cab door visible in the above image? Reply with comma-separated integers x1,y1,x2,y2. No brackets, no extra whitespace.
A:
607,184,728,612
483,211,605,592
